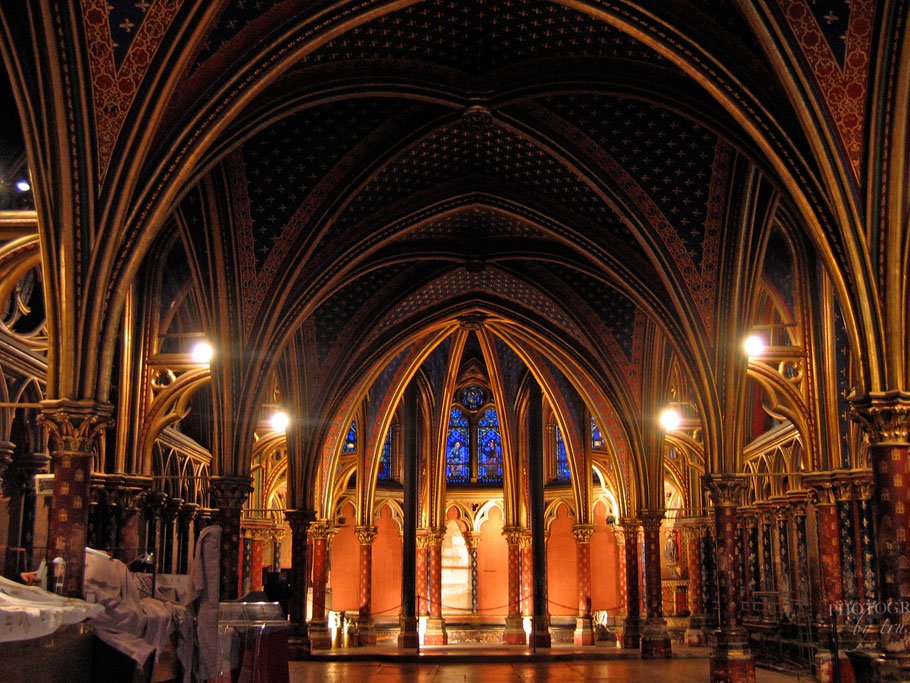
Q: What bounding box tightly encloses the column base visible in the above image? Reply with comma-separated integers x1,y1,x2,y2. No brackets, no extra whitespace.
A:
574,615,595,645
357,616,376,646
308,619,332,650
424,616,447,645
397,616,419,649
710,628,755,683
621,615,641,649
814,652,856,683
502,615,527,645
641,618,672,659
529,615,551,648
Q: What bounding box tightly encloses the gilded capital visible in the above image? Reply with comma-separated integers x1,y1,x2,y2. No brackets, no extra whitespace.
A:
572,524,596,544
637,509,665,532
424,527,447,546
39,399,113,455
502,525,524,546
850,392,910,445
284,508,316,535
209,475,253,510
702,474,748,507
355,525,378,545
308,519,333,541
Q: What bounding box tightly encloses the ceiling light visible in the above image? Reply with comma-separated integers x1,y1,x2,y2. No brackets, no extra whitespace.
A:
191,341,213,364
15,180,30,192
743,335,765,356
659,408,681,431
270,411,289,432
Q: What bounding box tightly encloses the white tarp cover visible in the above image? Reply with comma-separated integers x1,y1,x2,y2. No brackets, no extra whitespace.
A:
0,573,103,642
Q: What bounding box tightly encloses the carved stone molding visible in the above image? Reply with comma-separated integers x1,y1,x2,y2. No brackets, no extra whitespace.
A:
850,392,910,445
355,525,378,545
803,473,837,506
572,524,596,544
39,400,114,454
618,516,640,532
425,527,447,546
638,510,665,533
851,471,874,501
209,475,253,510
702,474,748,507
284,508,316,536
242,525,274,542
308,519,333,541
501,525,524,546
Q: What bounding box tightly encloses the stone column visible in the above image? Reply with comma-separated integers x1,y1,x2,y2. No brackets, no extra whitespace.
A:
424,527,447,645
770,499,793,618
113,484,145,564
209,475,253,600
271,527,285,572
757,505,775,621
284,509,313,655
467,531,480,618
355,525,378,645
573,524,596,645
398,384,419,649
308,519,333,650
177,503,198,574
144,491,167,572
851,473,876,607
740,507,760,619
502,526,526,644
852,395,910,681
833,477,860,608
162,497,183,574
3,452,49,577
613,525,629,629
520,531,533,618
619,517,641,648
526,383,550,648
704,474,755,683
805,477,845,621
40,400,113,597
684,521,708,645
788,491,813,615
639,510,670,658
702,525,718,632
416,530,429,618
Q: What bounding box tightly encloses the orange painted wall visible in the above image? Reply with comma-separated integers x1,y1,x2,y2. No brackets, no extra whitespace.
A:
328,502,359,611
590,501,621,611
476,506,508,615
371,504,403,617
546,504,577,616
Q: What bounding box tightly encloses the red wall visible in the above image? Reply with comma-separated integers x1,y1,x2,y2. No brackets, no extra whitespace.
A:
371,504,402,617
590,501,621,611
546,504,578,616
476,505,508,615
328,502,359,611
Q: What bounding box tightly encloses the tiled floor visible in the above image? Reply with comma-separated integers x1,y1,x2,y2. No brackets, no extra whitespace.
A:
290,654,808,682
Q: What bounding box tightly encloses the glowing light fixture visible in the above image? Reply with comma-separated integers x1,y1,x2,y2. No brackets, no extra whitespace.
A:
270,411,290,432
659,408,682,431
15,180,30,192
743,335,765,356
191,341,214,364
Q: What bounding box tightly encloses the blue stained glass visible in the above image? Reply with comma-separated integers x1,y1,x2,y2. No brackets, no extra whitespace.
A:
591,418,605,450
477,407,503,483
460,385,486,411
554,425,570,481
342,419,357,452
378,430,393,480
446,407,470,482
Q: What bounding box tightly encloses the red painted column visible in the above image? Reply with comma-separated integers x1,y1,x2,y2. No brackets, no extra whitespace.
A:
502,527,526,644
573,524,595,645
284,508,314,655
640,510,671,658
356,525,377,645
520,531,533,618
424,527,447,645
685,521,708,646
704,474,755,683
619,517,641,648
416,531,428,618
308,520,333,649
209,476,253,601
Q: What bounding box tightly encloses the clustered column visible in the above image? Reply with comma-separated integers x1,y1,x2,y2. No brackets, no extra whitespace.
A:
424,527,447,645
284,508,314,652
502,526,526,644
619,517,641,648
639,510,671,659
684,521,708,646
573,524,596,645
308,519,333,650
356,525,378,645
209,475,253,600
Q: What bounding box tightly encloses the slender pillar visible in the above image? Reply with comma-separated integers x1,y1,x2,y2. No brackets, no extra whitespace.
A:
3,452,48,577
424,527,447,645
833,478,860,608
852,395,910,681
520,531,533,618
702,525,718,633
356,525,378,645
468,532,480,617
685,521,708,645
209,476,253,600
284,509,313,656
398,383,419,648
502,526,526,644
639,510,671,658
771,500,793,618
757,506,775,621
740,507,760,619
271,527,285,572
416,531,429,618
571,524,596,645
177,503,198,574
41,401,113,597
308,519,333,649
613,525,629,628
162,497,182,574
619,517,641,648
527,383,551,648
788,491,813,614
851,474,876,608
704,474,755,683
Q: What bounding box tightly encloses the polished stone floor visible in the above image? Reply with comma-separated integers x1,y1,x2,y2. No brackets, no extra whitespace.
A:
290,651,807,682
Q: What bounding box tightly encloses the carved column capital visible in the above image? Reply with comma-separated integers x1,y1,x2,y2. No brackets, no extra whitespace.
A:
832,478,855,503
144,491,168,519
637,509,665,533
178,502,199,525
850,391,910,445
308,519,334,541
703,473,748,507
162,497,184,522
208,475,253,510
355,525,378,545
243,525,273,542
850,471,874,500
39,400,113,453
424,527,447,546
618,516,640,532
739,506,759,527
284,508,316,536
572,524,596,544
803,473,837,505
502,525,524,546
269,526,287,544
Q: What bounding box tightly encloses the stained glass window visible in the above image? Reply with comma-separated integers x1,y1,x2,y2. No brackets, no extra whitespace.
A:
446,407,470,482
476,407,503,483
460,385,486,411
591,418,604,450
342,418,357,452
378,429,393,480
554,424,570,481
